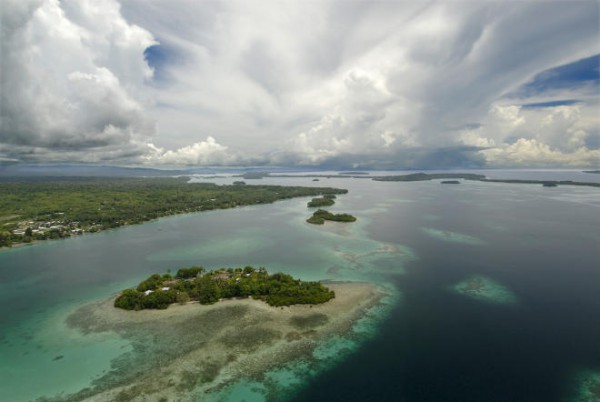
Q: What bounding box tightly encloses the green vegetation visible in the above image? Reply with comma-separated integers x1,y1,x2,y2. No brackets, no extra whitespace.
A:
479,178,600,187
307,194,336,208
306,209,357,225
239,172,270,179
441,180,460,184
370,172,600,188
114,266,335,310
0,177,347,248
373,173,485,181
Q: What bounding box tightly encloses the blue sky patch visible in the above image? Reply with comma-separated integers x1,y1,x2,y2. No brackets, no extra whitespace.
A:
521,99,580,109
518,54,599,97
144,42,175,82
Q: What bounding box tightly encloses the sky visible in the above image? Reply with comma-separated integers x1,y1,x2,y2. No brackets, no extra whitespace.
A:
0,0,599,169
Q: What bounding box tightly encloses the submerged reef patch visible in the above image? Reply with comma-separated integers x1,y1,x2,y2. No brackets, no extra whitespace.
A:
451,275,518,305
571,370,600,402
54,282,390,401
423,227,486,246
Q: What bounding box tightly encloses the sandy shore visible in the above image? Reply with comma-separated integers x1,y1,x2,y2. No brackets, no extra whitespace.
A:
60,281,388,402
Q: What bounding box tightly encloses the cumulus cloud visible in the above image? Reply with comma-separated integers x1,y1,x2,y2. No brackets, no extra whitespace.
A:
284,69,415,164
1,0,599,168
458,100,600,167
0,0,156,162
482,138,600,167
143,136,236,166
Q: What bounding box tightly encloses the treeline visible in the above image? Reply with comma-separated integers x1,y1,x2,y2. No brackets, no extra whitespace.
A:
306,209,357,225
114,266,335,310
370,173,600,188
307,194,336,208
372,173,485,181
0,177,348,247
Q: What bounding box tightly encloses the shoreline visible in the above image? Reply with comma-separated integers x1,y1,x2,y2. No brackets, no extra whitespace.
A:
59,281,390,401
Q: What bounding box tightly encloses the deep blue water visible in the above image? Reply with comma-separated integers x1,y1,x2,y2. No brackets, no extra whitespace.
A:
0,170,599,401
292,173,600,402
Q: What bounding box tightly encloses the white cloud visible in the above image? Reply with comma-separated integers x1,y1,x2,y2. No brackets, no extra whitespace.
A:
143,136,234,166
491,105,525,128
1,0,599,167
0,0,156,162
482,138,600,167
458,101,600,167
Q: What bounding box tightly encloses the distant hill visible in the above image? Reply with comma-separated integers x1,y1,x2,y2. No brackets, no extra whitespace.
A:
0,164,189,178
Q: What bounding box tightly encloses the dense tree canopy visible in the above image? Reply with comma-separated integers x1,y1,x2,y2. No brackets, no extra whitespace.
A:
114,266,335,310
0,177,347,247
307,194,336,208
306,209,357,225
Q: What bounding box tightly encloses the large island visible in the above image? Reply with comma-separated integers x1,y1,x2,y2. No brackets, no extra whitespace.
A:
0,177,347,248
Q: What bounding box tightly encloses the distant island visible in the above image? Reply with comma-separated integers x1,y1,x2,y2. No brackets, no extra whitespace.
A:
373,173,486,181
0,177,348,248
307,209,357,225
114,266,335,310
239,171,271,179
372,173,600,188
307,194,336,207
230,171,600,188
441,180,460,184
479,178,599,187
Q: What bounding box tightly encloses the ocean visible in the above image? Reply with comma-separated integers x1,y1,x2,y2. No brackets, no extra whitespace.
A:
0,170,598,401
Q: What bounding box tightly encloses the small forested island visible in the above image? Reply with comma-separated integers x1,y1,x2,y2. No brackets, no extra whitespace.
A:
371,173,600,188
441,180,460,184
239,171,271,179
0,177,347,248
373,173,485,181
307,194,336,207
114,266,335,310
306,209,357,225
479,178,600,187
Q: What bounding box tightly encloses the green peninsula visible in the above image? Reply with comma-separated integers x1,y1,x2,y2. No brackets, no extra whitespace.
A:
307,209,357,225
0,177,347,248
115,266,335,310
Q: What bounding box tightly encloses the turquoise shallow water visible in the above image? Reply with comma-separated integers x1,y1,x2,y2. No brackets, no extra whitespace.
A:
450,274,518,305
1,170,599,401
0,177,410,401
0,291,132,400
205,288,399,402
